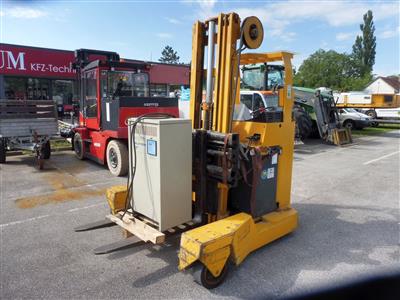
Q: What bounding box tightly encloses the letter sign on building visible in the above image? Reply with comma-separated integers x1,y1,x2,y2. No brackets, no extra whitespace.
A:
0,44,76,79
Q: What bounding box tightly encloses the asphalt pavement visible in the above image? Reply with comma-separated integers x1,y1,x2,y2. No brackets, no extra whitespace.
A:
1,130,399,299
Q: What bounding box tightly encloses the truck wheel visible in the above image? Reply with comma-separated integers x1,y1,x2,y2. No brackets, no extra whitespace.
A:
106,140,128,177
343,120,355,130
293,105,312,140
366,110,378,127
42,141,51,160
366,110,377,119
73,133,85,160
0,138,6,164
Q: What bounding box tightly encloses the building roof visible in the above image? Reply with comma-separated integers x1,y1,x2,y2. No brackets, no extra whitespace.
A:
367,76,400,92
380,76,400,92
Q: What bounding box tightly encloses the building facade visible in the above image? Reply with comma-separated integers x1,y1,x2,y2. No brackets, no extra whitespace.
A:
364,76,400,94
0,44,190,107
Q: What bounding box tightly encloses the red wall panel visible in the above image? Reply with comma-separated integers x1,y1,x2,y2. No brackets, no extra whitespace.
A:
0,44,76,78
0,44,190,85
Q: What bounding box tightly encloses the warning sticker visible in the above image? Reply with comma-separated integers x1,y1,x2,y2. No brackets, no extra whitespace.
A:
267,168,275,179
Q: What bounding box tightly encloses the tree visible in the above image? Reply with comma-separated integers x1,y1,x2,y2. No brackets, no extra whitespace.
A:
352,10,376,76
293,49,372,91
159,45,180,64
294,50,349,90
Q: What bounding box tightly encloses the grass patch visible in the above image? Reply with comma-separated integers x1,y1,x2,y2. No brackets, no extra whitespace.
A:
352,124,400,136
51,139,71,150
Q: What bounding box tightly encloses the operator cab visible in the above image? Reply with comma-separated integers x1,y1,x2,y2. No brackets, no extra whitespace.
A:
234,64,284,122
79,59,151,131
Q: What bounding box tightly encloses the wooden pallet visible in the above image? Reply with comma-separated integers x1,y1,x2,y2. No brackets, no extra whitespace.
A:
106,211,198,245
106,212,166,244
74,211,198,255
332,128,352,146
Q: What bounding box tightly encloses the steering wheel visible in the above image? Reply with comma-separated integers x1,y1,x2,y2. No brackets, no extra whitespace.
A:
250,107,266,118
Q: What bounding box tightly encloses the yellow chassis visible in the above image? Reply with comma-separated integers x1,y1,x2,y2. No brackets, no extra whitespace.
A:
179,208,298,277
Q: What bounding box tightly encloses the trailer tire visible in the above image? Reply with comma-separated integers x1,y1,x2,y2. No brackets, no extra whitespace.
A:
42,141,51,159
73,133,85,160
365,109,377,119
106,140,128,177
293,105,313,140
0,138,6,164
366,110,378,127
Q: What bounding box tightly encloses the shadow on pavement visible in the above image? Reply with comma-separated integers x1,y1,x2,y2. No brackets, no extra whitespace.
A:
103,202,398,298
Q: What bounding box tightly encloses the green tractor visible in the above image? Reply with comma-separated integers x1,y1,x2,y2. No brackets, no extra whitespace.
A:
240,63,351,145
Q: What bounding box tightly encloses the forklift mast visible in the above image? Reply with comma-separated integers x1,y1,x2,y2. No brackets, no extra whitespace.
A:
188,12,296,223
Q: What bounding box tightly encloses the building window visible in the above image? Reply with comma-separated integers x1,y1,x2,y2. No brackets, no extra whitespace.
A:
4,77,27,100
384,95,393,103
4,76,78,105
26,78,50,100
150,84,168,97
52,80,77,105
84,69,98,118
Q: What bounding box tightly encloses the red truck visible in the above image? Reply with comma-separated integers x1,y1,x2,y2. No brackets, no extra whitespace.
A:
72,49,179,176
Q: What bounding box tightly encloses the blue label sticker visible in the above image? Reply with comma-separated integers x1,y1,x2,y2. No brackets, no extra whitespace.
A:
147,139,157,156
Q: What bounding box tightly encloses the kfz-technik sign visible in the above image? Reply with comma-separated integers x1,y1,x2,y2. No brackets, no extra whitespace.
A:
0,44,76,79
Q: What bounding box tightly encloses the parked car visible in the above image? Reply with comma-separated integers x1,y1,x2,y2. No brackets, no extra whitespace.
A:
338,108,371,130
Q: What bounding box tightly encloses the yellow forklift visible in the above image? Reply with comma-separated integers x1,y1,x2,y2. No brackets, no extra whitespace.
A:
76,12,298,289
178,13,298,288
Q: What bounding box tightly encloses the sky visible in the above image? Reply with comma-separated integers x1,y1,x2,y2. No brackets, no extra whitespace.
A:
1,0,399,76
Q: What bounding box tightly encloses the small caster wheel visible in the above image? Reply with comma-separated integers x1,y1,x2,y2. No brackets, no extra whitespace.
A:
192,263,229,289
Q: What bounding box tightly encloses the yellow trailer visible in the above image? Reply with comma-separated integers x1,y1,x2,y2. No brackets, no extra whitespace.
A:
336,93,399,109
335,93,400,122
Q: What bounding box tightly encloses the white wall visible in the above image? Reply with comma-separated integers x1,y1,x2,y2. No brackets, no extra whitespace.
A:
364,78,396,94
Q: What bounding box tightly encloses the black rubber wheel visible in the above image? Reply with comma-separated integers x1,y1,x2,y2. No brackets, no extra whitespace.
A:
106,140,128,176
73,133,85,160
366,110,377,119
42,141,51,160
71,134,75,151
366,110,379,127
193,263,229,289
309,121,321,138
0,138,6,164
343,120,355,130
293,105,313,140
